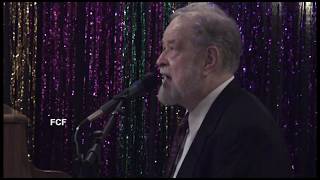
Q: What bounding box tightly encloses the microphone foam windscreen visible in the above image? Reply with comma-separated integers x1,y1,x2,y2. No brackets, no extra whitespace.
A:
142,72,161,92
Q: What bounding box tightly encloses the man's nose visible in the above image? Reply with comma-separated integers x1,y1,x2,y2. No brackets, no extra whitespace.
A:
156,52,168,68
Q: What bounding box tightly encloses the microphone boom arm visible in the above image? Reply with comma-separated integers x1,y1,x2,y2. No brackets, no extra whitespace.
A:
74,96,127,177
84,98,124,167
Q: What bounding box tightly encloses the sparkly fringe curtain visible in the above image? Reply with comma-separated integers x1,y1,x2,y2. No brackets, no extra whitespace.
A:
3,2,317,177
4,2,38,162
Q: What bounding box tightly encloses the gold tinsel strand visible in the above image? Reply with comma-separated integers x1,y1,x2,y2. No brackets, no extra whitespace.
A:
9,2,17,110
31,1,38,155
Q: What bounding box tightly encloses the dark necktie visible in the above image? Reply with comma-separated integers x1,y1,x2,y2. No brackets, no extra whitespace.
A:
165,113,189,177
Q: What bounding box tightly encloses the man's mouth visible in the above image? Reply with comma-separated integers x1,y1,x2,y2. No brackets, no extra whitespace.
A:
161,74,172,84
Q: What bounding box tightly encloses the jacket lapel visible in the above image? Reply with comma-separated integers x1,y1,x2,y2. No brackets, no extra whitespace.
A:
176,79,242,177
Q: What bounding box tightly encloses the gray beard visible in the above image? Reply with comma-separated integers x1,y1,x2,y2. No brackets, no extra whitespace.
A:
157,84,181,106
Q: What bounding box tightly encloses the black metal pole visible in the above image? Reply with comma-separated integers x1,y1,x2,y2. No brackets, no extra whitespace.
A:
82,99,125,177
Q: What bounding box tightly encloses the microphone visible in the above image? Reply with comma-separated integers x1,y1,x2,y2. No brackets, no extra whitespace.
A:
85,72,159,122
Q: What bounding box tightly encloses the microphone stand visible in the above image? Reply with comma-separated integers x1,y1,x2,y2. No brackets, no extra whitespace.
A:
73,96,126,178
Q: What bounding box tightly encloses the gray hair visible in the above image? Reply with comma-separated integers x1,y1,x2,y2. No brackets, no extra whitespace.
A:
170,2,243,74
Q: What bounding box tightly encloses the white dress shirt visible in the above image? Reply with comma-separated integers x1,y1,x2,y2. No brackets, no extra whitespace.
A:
173,76,235,178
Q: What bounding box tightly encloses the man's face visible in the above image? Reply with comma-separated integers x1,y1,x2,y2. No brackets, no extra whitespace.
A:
156,17,204,107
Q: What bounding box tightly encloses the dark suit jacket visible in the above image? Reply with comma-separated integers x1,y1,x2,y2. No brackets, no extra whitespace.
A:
175,79,291,178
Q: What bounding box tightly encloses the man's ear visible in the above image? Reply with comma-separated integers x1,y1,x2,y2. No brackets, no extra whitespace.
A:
203,45,219,76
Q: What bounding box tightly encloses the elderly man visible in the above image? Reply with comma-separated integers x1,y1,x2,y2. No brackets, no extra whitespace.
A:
156,2,290,178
